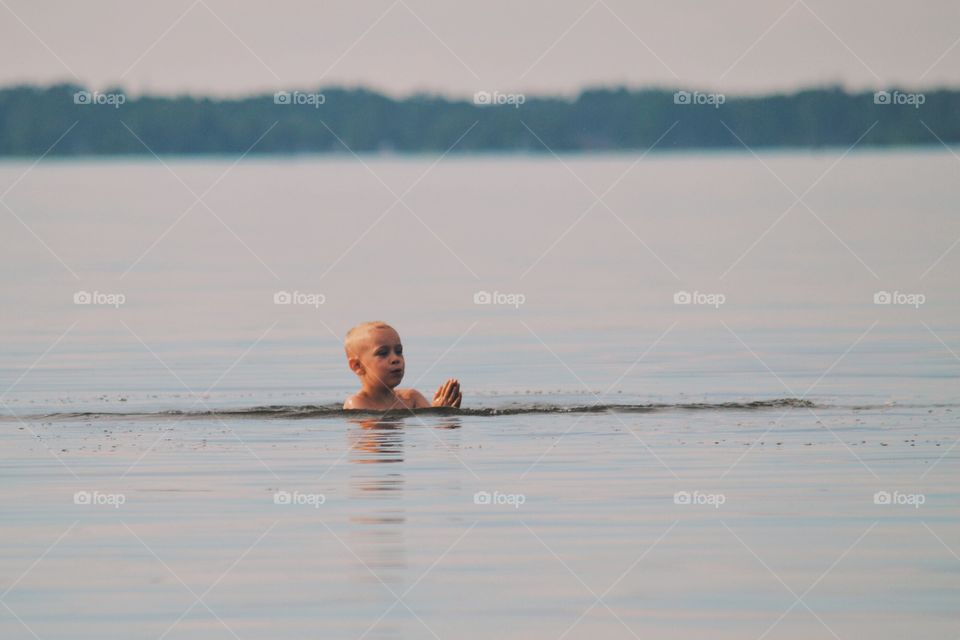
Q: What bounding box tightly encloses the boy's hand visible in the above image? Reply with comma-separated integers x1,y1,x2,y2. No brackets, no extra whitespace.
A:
432,379,462,408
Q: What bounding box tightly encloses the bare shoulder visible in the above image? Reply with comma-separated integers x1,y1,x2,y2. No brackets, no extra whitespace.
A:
397,388,430,408
343,393,367,410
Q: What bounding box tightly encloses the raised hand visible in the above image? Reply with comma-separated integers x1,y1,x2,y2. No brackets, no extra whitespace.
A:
432,378,462,408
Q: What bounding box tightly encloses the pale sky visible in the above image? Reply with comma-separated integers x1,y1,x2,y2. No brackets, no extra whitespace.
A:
4,0,959,98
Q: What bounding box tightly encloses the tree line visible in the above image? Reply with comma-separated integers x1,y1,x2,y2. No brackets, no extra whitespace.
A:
0,83,956,155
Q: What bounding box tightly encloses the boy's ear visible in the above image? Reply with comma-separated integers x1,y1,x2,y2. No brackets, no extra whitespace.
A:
347,356,364,376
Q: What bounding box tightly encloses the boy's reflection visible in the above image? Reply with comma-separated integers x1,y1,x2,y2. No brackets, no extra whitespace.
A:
345,416,461,587
347,415,461,467
348,417,405,467
346,415,462,492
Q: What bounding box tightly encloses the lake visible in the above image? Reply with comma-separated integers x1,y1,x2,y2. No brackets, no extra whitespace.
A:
1,150,957,638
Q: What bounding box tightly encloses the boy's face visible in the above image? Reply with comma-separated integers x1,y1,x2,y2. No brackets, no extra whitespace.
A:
350,326,405,389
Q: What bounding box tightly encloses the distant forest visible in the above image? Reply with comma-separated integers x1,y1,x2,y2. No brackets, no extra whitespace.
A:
0,83,957,155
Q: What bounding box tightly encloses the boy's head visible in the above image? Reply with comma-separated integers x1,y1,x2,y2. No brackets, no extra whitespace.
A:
344,321,405,390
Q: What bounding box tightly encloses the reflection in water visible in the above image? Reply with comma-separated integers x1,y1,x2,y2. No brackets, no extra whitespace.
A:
347,416,408,607
348,418,405,467
433,417,462,431
345,417,462,604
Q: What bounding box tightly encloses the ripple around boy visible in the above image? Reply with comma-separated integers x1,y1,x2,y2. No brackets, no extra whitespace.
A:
343,321,462,411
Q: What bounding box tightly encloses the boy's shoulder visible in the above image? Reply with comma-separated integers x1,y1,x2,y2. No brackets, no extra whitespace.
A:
396,387,429,407
343,388,429,410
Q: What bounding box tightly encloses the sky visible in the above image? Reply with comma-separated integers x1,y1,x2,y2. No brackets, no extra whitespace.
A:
3,0,960,98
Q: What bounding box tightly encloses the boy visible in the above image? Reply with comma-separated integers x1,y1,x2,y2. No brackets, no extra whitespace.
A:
343,321,462,411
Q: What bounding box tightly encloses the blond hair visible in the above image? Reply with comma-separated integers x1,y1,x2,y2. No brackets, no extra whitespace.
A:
344,321,394,358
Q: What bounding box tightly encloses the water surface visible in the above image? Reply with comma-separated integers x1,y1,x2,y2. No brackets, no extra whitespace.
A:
1,150,957,638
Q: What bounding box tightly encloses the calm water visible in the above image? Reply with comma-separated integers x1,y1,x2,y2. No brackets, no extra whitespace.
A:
1,151,958,638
